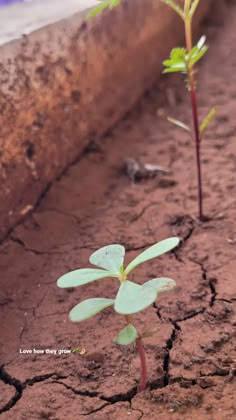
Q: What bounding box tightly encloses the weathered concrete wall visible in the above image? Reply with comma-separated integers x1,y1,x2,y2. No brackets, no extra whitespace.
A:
0,0,214,240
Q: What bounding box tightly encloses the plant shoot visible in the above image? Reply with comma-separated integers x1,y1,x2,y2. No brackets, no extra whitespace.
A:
89,0,217,220
161,0,216,220
57,237,179,391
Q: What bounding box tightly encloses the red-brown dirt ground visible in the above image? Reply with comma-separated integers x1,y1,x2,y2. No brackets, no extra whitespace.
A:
0,2,236,419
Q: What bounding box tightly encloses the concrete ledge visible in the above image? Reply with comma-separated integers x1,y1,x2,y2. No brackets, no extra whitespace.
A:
0,0,214,239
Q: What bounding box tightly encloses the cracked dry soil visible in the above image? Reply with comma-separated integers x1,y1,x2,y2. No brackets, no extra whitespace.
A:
1,3,236,419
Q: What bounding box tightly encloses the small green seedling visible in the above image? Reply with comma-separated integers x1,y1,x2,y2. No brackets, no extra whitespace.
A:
161,0,217,220
57,237,179,391
88,0,217,221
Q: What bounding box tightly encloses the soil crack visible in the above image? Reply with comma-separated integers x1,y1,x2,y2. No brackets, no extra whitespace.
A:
189,257,217,306
9,234,63,255
153,302,162,320
0,139,101,247
130,202,159,223
50,379,100,398
0,366,67,414
174,308,206,323
40,207,81,223
216,298,236,304
18,292,48,345
51,379,137,403
0,366,23,414
130,403,144,420
163,324,179,387
169,215,196,262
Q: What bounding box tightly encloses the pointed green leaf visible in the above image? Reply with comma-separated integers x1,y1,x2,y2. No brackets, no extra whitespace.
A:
144,277,176,294
187,36,208,68
160,0,184,19
189,46,208,67
187,45,199,60
114,281,157,315
114,324,138,345
125,237,179,275
89,244,125,275
200,107,217,135
167,116,190,132
87,1,110,18
57,268,116,288
70,298,115,322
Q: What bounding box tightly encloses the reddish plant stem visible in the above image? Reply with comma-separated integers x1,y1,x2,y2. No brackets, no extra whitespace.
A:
135,336,147,392
189,77,203,220
185,15,203,220
125,315,147,392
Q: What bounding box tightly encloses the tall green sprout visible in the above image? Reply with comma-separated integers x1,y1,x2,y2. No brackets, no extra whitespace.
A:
161,0,216,220
89,0,216,220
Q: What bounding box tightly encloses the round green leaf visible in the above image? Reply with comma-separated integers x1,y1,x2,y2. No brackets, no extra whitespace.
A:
57,268,116,288
114,324,138,345
89,244,125,275
143,277,176,294
69,298,115,322
125,237,179,275
114,280,157,315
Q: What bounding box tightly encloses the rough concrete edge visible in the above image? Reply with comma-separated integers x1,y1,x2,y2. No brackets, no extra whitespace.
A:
0,0,216,241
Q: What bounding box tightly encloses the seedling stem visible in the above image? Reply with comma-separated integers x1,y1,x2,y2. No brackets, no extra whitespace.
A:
136,337,147,391
184,4,203,220
125,314,147,391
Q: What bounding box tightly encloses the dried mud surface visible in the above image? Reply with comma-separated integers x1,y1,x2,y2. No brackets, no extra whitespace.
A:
0,2,236,419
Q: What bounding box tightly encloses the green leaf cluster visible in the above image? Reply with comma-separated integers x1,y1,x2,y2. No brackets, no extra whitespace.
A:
163,36,208,74
163,47,187,74
57,238,179,343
